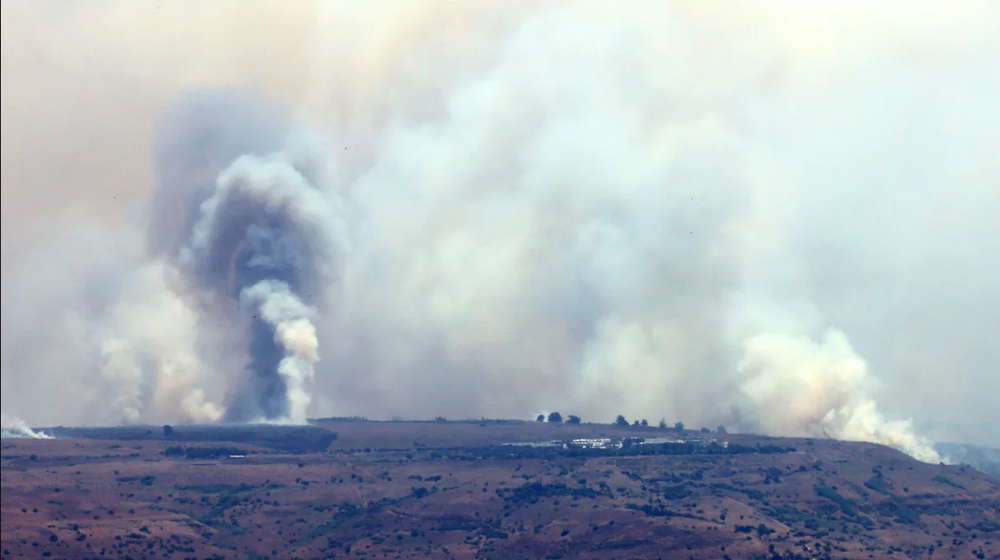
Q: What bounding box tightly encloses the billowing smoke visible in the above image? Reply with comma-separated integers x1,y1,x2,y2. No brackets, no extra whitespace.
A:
179,147,348,423
148,97,349,423
1,412,51,439
737,330,942,463
3,1,999,461
239,281,321,424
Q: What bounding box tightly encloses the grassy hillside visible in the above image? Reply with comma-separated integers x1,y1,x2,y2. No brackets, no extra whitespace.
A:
2,422,998,560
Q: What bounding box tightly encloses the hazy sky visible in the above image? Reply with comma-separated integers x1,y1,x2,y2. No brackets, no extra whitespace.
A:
2,1,998,449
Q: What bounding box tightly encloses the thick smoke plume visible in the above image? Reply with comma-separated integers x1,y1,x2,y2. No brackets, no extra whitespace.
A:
1,412,51,439
738,330,942,463
152,100,349,423
3,1,999,461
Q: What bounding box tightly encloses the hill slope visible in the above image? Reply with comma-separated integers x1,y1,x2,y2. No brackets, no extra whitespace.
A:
2,422,998,560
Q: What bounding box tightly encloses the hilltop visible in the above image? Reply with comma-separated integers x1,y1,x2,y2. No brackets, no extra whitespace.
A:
2,421,998,560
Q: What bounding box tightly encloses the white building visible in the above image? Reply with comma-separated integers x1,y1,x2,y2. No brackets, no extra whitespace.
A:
569,438,619,449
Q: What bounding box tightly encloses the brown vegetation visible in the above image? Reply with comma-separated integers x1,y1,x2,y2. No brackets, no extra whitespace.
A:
2,422,998,560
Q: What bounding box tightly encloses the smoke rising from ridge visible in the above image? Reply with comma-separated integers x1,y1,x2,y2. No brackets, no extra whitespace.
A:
737,330,942,463
1,412,51,439
150,99,349,423
179,147,348,423
2,1,999,459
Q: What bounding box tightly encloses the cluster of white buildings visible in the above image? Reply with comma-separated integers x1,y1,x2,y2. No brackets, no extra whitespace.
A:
569,438,619,449
638,437,687,445
640,436,729,448
501,435,727,450
501,440,564,448
501,438,621,449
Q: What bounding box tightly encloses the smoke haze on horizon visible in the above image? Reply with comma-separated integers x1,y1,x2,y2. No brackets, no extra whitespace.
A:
1,412,52,439
2,1,999,458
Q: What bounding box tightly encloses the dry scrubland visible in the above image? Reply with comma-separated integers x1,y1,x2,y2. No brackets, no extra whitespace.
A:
2,421,999,560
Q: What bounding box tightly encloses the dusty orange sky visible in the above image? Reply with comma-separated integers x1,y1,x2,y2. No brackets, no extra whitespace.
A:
2,1,998,447
1,1,321,273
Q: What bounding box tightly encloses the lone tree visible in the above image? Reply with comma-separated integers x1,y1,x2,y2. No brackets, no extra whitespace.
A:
536,414,545,422
659,419,667,429
548,412,563,423
640,419,649,427
566,415,581,425
717,425,728,434
615,415,629,427
162,425,174,437
674,421,685,432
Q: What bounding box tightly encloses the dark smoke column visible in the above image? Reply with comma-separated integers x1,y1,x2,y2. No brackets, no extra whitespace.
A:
148,89,348,424
182,151,348,424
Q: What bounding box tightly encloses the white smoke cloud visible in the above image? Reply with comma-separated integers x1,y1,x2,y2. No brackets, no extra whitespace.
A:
240,280,320,425
1,412,52,439
0,228,225,426
176,144,349,423
2,1,999,460
738,329,942,463
79,260,227,425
